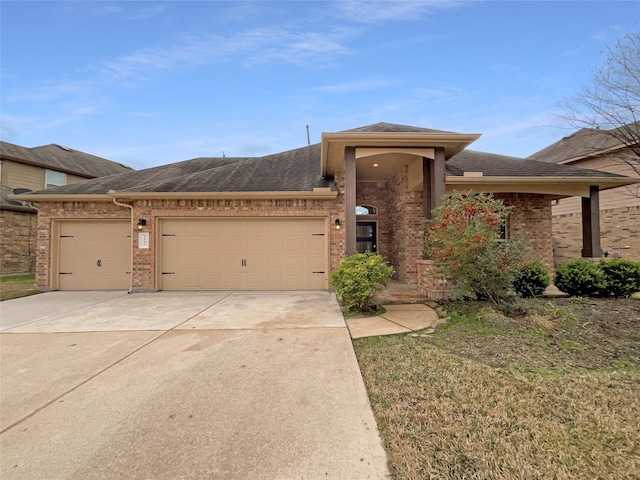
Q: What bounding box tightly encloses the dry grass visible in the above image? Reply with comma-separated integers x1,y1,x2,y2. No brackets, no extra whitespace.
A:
0,274,40,302
354,299,640,479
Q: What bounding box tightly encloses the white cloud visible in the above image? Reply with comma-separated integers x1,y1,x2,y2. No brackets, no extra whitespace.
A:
335,0,460,23
92,26,352,83
313,78,399,92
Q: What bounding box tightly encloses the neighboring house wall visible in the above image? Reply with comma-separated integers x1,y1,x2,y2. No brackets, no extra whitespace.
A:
553,206,640,263
35,197,347,291
2,160,46,191
1,159,89,190
0,207,37,274
551,154,640,263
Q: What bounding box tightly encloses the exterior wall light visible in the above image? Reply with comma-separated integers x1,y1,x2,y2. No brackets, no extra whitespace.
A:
335,218,341,229
137,218,147,230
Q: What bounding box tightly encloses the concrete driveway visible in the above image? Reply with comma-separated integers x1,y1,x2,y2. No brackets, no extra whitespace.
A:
0,291,388,479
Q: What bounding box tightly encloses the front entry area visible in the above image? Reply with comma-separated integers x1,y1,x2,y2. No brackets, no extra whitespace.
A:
158,217,327,290
356,221,377,253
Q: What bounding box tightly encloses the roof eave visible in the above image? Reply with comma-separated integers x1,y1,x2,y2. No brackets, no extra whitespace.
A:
10,189,339,202
446,175,639,197
321,131,481,176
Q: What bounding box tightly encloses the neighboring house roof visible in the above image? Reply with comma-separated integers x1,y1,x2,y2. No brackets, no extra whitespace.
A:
448,150,628,179
0,141,133,178
0,185,36,212
527,122,640,164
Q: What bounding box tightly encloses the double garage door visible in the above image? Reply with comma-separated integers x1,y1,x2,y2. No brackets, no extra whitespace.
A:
55,218,327,291
159,218,327,290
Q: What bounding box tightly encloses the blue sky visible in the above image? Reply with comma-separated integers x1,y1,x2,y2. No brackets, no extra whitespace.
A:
2,1,638,170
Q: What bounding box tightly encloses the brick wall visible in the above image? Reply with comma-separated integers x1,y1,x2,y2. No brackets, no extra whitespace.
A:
495,193,555,273
356,181,391,261
553,205,640,264
388,165,424,284
0,208,37,274
36,196,345,291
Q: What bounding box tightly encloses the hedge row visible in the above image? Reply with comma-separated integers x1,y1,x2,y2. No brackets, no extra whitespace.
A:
554,259,640,298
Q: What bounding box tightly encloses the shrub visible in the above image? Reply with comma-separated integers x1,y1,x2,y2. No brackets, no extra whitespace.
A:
554,260,607,297
425,191,525,305
329,252,394,313
599,259,640,298
512,260,551,298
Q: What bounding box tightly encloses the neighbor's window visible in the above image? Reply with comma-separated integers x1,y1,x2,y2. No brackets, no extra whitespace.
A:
356,205,377,215
45,170,66,188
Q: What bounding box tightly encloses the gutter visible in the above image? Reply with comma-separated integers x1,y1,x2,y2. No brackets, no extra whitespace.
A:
8,189,339,202
111,194,134,294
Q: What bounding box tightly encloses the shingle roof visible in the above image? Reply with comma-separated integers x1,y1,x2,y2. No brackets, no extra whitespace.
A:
527,122,640,164
23,143,333,195
0,185,36,211
448,150,629,179
340,122,457,134
0,141,133,177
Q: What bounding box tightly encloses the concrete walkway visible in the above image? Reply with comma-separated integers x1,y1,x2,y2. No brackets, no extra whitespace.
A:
346,304,442,339
0,291,389,480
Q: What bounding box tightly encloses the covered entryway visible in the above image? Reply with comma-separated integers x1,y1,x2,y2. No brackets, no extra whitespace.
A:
158,218,327,290
56,220,130,290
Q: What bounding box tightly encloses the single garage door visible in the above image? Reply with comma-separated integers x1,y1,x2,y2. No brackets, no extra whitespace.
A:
159,218,327,290
57,220,130,290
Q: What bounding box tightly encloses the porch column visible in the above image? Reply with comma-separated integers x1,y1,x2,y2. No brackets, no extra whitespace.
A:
345,146,357,255
581,185,602,257
430,147,446,211
422,156,432,219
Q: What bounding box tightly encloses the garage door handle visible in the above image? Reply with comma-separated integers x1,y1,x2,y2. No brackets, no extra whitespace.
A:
97,260,102,267
242,259,247,267
312,271,325,274
162,272,176,275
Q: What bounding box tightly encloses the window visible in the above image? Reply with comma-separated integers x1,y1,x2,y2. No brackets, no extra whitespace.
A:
356,205,377,215
497,217,508,241
45,170,66,188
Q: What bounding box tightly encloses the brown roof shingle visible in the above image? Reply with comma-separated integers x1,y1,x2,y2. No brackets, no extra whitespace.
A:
0,141,133,178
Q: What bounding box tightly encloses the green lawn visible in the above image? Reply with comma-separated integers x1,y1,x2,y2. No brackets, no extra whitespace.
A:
0,274,41,301
354,298,640,479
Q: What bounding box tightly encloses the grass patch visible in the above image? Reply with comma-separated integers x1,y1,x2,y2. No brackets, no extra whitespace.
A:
0,274,41,301
354,298,640,479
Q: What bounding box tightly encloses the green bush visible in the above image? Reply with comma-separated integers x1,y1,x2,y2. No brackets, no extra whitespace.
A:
554,260,607,297
461,239,527,304
512,260,551,298
329,252,394,313
599,259,640,298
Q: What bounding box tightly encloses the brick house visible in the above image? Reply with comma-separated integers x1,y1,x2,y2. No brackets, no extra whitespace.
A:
528,122,640,263
0,142,133,274
14,123,638,295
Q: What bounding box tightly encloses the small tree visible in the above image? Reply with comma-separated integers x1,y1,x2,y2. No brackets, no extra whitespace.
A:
560,32,640,176
330,252,394,314
425,191,526,304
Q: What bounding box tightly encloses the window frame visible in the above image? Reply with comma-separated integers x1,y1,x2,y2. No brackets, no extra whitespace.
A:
45,170,67,189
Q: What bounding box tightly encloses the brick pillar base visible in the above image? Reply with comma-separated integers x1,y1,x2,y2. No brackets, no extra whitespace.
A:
416,259,453,300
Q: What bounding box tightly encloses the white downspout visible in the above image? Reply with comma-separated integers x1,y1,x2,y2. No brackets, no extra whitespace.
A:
111,193,134,294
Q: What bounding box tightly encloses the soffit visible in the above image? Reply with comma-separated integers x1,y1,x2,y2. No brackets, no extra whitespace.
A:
321,131,481,176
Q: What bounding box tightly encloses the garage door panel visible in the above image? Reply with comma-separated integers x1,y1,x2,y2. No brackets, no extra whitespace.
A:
58,221,130,290
160,218,326,290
